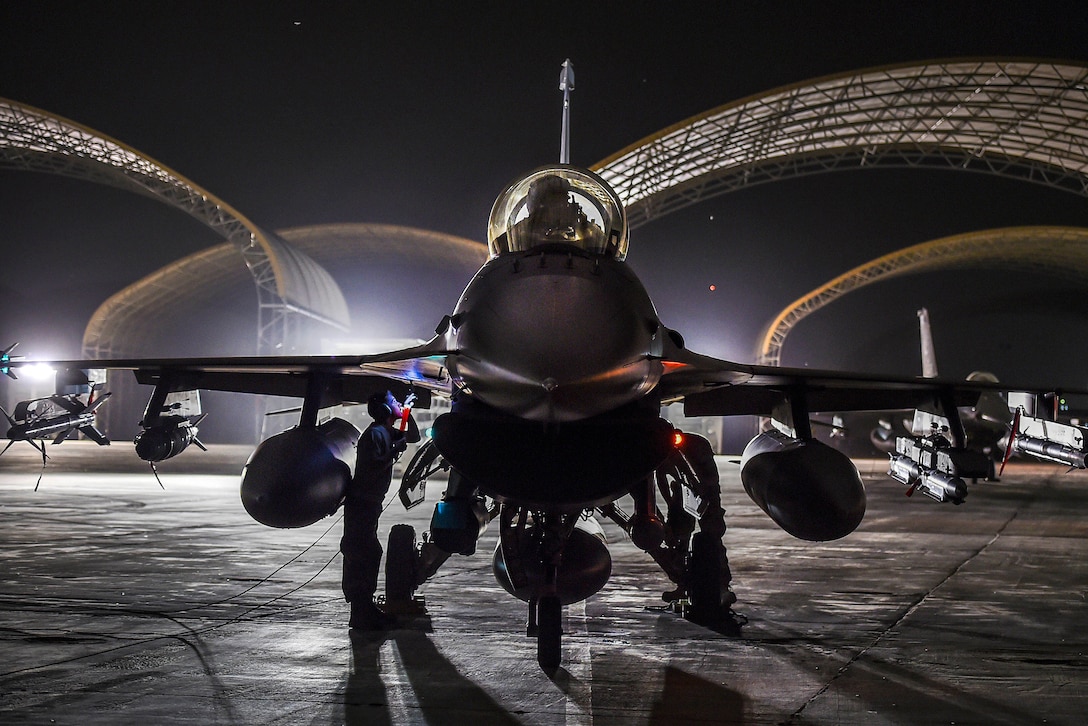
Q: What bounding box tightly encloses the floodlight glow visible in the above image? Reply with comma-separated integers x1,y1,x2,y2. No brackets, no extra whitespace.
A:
23,363,55,380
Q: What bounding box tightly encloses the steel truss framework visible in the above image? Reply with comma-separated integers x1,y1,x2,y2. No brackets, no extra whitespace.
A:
84,223,488,355
595,60,1088,228
0,98,349,358
757,226,1088,367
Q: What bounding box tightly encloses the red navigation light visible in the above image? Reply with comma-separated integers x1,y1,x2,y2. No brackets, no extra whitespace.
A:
672,430,684,447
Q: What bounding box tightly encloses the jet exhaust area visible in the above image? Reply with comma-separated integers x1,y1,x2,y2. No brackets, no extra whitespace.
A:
2,443,1087,725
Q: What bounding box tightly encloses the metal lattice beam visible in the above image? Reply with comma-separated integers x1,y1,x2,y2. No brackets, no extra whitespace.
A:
756,226,1088,366
0,98,348,357
595,59,1088,227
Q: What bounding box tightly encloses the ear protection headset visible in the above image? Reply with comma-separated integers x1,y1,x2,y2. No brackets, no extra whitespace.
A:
367,391,393,421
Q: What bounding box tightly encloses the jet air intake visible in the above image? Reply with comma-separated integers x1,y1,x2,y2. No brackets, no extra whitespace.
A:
430,404,674,511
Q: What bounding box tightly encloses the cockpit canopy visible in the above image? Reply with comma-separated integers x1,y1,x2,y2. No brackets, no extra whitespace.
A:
487,166,629,260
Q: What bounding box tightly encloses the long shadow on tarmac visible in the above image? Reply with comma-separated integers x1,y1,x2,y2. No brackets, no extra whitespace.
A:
648,666,746,725
335,622,522,726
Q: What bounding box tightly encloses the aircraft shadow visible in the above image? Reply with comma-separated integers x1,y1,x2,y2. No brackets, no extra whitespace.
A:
332,616,521,726
757,619,1052,725
649,666,747,725
575,650,747,725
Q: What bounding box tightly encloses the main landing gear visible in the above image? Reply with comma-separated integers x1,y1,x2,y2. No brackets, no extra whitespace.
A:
598,434,739,628
384,430,738,670
384,523,420,606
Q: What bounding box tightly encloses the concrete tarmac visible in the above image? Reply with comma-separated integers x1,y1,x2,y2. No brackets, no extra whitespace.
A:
1,442,1086,725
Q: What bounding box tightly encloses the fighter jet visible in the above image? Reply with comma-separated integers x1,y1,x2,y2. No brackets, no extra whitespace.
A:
864,308,1013,460
1,388,112,489
817,308,1017,494
821,308,1080,500
6,62,1086,669
2,389,111,452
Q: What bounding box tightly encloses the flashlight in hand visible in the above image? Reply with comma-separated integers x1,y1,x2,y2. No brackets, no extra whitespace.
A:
399,392,416,431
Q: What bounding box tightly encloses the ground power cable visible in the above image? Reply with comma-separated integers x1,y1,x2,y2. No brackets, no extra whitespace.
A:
140,510,347,616
0,500,360,678
1,486,414,678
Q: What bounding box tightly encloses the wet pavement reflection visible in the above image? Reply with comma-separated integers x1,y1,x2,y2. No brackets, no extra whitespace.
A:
2,444,1087,724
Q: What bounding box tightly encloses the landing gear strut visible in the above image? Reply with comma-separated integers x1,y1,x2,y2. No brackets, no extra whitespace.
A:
494,507,587,670
598,430,738,626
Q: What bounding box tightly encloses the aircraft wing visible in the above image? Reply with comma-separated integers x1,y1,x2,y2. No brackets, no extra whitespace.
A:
657,346,1052,418
18,337,455,409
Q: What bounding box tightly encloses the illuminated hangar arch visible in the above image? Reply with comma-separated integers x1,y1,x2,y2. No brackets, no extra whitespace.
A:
83,223,487,357
0,98,349,357
594,59,1088,227
87,224,487,440
756,226,1088,367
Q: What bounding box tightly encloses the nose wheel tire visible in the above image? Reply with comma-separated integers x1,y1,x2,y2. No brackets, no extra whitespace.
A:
536,594,563,671
687,530,723,621
385,524,418,603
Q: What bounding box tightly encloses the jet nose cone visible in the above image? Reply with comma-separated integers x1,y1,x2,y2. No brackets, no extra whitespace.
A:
448,254,663,420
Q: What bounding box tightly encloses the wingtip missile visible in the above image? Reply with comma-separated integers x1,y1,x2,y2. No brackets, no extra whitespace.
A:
1013,434,1087,469
1,343,20,380
2,391,113,449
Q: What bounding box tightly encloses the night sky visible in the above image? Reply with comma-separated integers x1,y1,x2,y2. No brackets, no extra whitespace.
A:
3,2,1088,391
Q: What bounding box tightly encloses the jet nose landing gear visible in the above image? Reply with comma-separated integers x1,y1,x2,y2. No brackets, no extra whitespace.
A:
534,593,563,672
492,508,611,671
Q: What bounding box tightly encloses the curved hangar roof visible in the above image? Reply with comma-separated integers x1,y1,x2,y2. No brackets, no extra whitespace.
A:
595,59,1088,227
84,224,487,357
50,57,1088,359
0,98,349,334
757,225,1088,366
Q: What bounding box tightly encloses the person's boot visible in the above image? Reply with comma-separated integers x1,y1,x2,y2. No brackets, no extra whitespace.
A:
349,599,397,630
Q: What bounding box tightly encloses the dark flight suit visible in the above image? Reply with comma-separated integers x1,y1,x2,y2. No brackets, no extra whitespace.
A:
656,433,732,599
676,433,734,597
341,416,419,606
677,433,726,539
